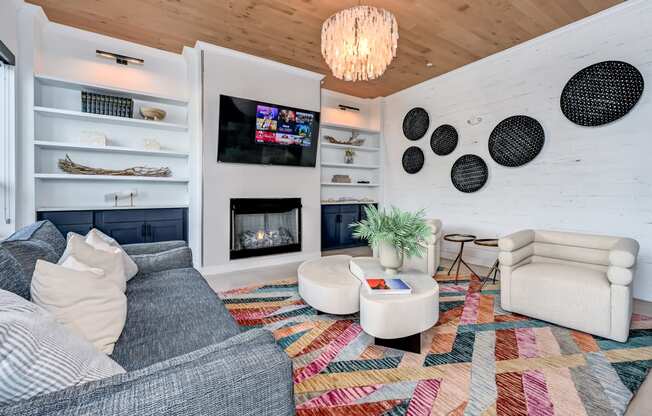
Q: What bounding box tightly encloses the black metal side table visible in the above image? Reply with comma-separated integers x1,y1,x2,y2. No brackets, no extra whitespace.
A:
443,234,479,282
474,238,500,287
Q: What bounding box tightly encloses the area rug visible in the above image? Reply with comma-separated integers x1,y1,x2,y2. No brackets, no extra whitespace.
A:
217,272,652,415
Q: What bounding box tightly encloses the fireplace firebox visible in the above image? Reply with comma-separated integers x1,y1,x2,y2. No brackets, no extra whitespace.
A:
230,198,301,260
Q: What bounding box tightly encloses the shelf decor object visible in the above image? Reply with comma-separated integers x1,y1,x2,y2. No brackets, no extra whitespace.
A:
403,107,429,141
140,107,166,121
331,174,352,183
402,146,425,174
488,115,545,167
58,155,171,177
560,61,644,126
82,92,133,118
325,134,365,146
321,5,398,81
451,154,488,193
430,124,458,156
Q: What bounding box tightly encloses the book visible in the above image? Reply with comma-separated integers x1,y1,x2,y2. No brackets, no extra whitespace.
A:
365,278,412,295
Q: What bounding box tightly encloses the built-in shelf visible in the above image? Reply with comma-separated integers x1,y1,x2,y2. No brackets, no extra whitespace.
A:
36,204,189,212
321,201,378,205
34,173,189,183
321,122,381,134
34,141,189,158
321,182,379,187
34,106,189,132
320,143,380,152
321,162,380,170
35,74,188,106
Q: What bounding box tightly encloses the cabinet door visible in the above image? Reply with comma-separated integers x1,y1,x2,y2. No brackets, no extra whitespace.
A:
338,205,360,247
146,220,184,243
37,211,93,236
321,206,340,250
97,222,146,244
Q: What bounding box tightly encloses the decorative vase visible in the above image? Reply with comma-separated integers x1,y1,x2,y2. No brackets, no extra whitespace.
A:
344,154,354,164
378,241,403,274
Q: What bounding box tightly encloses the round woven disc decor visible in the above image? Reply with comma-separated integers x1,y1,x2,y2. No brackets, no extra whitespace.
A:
430,124,458,156
451,154,488,193
402,107,430,141
488,115,545,167
402,146,425,174
560,61,644,126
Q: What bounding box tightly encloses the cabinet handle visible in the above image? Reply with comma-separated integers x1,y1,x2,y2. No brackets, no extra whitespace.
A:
336,214,341,224
147,224,151,238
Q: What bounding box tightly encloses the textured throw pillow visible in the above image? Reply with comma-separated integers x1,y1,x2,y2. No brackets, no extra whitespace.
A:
30,259,127,354
0,289,125,405
86,229,138,280
60,233,127,292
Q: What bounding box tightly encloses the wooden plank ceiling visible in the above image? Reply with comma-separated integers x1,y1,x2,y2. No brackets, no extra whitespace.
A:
27,0,621,98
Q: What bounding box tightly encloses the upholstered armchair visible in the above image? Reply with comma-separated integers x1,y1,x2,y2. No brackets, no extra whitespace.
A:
498,229,639,342
404,219,442,276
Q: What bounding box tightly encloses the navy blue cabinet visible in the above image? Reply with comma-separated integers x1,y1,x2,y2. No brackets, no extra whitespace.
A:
321,204,376,251
38,208,187,245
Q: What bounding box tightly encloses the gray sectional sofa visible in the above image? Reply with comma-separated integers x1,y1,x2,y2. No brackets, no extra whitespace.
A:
0,221,295,416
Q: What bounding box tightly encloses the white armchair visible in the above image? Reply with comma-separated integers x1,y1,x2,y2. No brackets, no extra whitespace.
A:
498,229,639,342
404,219,442,276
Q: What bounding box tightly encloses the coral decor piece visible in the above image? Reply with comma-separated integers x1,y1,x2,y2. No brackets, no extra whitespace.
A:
58,155,171,177
324,134,365,146
219,274,652,415
321,5,398,82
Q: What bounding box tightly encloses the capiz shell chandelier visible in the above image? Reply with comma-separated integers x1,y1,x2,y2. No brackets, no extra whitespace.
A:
321,5,398,82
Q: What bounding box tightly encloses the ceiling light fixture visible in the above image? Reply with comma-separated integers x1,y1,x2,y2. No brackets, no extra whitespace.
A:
96,50,144,66
321,5,398,82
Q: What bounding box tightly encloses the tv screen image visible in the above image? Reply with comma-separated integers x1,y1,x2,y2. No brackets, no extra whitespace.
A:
218,95,320,167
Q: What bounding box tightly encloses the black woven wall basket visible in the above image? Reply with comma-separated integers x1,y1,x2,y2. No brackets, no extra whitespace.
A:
402,146,425,174
489,115,545,167
451,154,488,193
402,107,430,141
430,124,458,156
560,61,644,126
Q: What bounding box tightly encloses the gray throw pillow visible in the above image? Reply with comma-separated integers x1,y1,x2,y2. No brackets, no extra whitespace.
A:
0,289,125,405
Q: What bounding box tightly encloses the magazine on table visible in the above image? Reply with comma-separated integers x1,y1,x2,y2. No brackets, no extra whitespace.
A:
364,277,412,295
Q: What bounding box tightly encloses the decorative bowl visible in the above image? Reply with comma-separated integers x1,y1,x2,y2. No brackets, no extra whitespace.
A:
140,107,167,121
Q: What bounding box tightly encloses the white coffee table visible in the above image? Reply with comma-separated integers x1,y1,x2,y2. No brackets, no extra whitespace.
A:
350,257,439,353
298,255,361,315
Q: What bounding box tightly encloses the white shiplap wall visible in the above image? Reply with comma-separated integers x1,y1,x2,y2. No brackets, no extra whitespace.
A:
382,1,652,301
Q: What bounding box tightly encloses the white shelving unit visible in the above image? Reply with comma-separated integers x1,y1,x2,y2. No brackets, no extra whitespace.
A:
32,74,191,211
320,123,382,205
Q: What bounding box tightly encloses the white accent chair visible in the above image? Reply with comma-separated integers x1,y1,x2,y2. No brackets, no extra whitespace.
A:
498,229,639,342
372,218,442,276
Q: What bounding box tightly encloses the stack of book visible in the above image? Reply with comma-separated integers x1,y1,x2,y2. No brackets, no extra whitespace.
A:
365,278,412,295
81,92,134,118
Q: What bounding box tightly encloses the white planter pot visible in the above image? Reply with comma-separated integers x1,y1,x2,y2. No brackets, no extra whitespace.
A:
378,241,403,274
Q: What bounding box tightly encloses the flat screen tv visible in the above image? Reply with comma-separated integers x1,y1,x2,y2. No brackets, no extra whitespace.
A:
217,95,320,167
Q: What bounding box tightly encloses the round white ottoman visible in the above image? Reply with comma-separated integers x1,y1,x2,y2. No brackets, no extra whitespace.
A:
352,257,439,353
298,255,361,315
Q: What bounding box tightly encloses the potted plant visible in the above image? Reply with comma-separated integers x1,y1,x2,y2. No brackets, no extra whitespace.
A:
344,148,356,164
351,205,431,273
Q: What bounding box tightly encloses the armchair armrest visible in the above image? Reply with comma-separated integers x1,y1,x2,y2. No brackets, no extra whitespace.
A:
122,241,187,256
608,238,639,268
130,246,193,276
5,329,295,416
498,230,535,251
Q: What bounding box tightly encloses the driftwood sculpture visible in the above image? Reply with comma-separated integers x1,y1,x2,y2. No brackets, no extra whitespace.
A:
58,155,171,177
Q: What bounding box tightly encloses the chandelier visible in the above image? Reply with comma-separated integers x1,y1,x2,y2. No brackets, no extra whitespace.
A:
321,5,398,82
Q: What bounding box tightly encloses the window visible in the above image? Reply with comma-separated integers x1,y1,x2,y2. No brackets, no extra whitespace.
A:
0,60,15,238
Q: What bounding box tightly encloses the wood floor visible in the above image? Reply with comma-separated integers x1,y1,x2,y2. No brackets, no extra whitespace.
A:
202,250,652,415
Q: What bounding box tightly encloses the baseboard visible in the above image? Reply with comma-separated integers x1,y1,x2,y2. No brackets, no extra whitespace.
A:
199,250,320,275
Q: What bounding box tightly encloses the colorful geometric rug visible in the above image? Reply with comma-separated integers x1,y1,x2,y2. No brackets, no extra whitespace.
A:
218,271,652,415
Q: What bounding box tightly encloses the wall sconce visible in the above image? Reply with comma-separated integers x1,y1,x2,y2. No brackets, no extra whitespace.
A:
96,50,144,66
338,104,360,112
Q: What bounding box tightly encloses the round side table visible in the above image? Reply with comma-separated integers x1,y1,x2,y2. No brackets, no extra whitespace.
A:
443,234,479,282
474,238,499,287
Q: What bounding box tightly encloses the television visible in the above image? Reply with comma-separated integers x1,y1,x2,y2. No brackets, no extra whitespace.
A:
217,95,320,167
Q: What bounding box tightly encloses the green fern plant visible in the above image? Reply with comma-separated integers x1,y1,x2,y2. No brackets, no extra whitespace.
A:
351,205,431,258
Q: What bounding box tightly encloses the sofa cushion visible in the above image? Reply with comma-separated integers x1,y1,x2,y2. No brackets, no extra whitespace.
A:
5,220,66,258
510,262,611,337
0,247,29,299
0,240,58,300
111,268,241,370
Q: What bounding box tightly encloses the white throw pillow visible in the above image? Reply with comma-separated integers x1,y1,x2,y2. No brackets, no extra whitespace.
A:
86,229,138,280
30,259,127,354
0,289,125,405
60,233,127,292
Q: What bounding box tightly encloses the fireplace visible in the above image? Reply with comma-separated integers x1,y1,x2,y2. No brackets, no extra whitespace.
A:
230,198,301,260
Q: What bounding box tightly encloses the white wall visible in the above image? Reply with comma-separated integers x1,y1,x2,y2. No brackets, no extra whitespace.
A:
0,0,20,54
382,1,652,301
321,89,382,132
198,43,324,274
